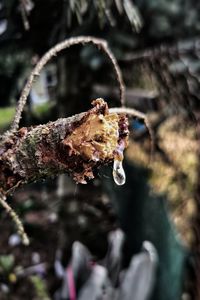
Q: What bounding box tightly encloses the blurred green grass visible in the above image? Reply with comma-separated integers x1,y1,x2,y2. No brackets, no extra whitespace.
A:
32,102,52,118
0,106,15,132
0,103,52,133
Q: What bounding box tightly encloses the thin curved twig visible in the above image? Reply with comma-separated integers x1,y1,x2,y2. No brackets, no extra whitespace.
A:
0,192,29,245
109,107,154,162
2,36,125,138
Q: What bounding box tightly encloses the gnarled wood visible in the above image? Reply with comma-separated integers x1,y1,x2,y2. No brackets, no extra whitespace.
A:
0,99,129,195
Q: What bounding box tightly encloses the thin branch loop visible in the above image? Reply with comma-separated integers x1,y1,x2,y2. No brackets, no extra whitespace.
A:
4,36,125,137
109,107,154,162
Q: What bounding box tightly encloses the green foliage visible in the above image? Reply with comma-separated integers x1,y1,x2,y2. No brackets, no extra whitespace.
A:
0,106,15,131
32,102,54,119
30,276,50,300
0,255,15,273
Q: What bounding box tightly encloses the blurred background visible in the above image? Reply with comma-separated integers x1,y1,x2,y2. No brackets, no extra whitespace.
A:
0,1,200,299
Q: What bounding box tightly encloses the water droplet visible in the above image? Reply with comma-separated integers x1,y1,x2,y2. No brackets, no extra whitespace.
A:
113,160,126,185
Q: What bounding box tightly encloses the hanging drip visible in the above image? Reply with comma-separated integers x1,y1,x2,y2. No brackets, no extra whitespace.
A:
113,159,126,186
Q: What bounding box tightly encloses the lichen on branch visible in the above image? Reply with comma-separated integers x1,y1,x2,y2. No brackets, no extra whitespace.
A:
0,99,129,194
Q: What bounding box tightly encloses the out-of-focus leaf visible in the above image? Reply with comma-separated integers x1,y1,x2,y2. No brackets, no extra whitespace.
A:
59,241,92,299
78,265,108,300
115,0,123,14
0,255,14,273
30,275,50,300
71,241,92,279
123,0,143,32
118,241,158,300
55,232,158,300
0,19,7,35
104,229,124,285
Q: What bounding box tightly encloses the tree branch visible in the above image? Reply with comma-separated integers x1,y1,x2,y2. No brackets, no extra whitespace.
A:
0,99,129,195
0,99,129,245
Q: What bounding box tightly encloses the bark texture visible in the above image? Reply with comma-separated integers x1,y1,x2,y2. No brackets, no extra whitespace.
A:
0,99,129,194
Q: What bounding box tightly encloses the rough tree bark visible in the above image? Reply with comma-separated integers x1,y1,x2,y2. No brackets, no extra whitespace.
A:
0,99,129,195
